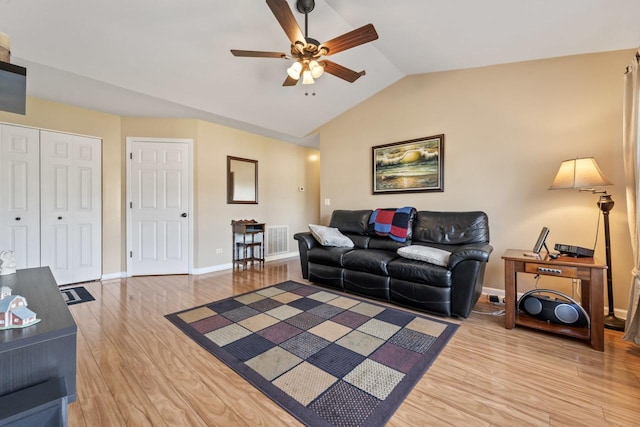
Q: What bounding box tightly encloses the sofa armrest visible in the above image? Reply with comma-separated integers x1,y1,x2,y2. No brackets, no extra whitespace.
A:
293,232,319,279
448,244,493,269
448,243,493,317
294,232,318,250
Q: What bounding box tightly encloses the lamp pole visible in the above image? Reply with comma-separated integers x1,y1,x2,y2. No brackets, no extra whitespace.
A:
598,193,626,331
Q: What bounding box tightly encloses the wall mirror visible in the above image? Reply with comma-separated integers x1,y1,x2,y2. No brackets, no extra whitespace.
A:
227,156,258,204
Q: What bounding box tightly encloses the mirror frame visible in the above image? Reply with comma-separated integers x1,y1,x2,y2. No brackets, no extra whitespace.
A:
227,156,258,204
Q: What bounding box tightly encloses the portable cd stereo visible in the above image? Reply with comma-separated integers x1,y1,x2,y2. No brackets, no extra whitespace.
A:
517,289,589,328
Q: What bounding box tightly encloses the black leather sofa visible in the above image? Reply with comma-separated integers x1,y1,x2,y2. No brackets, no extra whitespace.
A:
293,209,493,318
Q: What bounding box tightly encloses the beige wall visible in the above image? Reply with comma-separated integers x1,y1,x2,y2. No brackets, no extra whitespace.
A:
120,118,320,270
1,102,320,277
317,49,635,312
196,121,320,268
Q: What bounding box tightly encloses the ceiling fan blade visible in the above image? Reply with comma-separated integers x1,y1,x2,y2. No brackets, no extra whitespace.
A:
320,24,379,56
322,60,365,83
283,75,299,86
231,49,289,59
266,0,305,46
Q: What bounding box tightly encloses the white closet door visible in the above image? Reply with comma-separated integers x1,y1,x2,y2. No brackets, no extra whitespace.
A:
129,141,189,275
40,131,102,285
0,124,40,269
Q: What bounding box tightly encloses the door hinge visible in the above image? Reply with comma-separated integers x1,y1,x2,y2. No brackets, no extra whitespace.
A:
129,152,132,160
130,202,132,208
129,251,132,258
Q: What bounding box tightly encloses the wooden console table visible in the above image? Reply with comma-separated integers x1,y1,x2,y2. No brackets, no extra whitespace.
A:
502,249,606,351
0,266,77,424
231,220,265,270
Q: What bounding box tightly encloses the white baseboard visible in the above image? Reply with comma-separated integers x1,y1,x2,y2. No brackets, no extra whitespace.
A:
482,286,628,320
104,265,236,277
482,286,508,299
101,271,126,281
192,263,234,275
614,308,628,320
102,253,299,279
192,252,299,276
265,252,299,262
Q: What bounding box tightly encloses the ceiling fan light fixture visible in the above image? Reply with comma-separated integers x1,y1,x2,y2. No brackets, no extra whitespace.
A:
231,0,378,87
309,60,324,78
302,69,315,85
287,61,302,80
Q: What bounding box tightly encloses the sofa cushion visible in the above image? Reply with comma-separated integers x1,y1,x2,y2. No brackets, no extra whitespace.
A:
344,270,390,301
387,257,452,288
308,263,344,290
329,210,373,235
397,245,450,267
412,211,489,245
308,246,353,267
346,234,370,249
342,249,397,276
309,224,354,247
389,278,451,316
368,237,408,252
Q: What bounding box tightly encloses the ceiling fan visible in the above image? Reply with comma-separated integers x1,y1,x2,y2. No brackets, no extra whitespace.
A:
231,0,379,86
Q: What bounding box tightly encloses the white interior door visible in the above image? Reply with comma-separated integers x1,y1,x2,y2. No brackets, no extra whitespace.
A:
40,131,102,285
129,140,190,276
0,124,40,269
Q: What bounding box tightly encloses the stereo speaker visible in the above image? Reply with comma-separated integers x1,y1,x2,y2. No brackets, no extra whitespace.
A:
517,289,589,328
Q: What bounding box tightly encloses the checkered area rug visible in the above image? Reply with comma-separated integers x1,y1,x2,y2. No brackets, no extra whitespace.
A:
166,281,458,427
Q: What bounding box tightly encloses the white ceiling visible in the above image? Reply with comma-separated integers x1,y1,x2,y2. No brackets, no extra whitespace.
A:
1,0,639,148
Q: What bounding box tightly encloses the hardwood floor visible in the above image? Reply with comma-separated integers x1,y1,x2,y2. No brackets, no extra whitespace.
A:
67,258,640,426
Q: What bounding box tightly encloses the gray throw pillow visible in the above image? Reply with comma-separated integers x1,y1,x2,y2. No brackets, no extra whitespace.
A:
397,245,450,267
309,224,354,247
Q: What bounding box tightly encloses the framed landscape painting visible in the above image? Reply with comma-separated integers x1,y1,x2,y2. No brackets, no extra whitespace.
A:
372,134,444,194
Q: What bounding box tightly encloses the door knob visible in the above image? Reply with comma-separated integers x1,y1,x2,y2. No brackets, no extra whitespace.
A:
58,216,63,220
15,217,21,221
181,213,188,218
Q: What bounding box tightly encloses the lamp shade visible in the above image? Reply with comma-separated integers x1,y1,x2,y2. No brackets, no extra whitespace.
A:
309,60,324,78
287,61,302,80
301,69,314,85
549,157,612,190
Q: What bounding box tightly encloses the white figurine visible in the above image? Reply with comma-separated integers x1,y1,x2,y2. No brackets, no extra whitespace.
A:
0,250,17,275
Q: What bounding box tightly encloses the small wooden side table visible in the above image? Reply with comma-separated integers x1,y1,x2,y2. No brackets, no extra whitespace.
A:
502,249,607,351
231,220,265,270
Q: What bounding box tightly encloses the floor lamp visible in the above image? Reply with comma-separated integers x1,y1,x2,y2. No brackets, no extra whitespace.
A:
549,157,626,331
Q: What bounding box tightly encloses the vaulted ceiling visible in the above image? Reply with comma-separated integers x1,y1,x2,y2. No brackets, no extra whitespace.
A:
2,0,639,147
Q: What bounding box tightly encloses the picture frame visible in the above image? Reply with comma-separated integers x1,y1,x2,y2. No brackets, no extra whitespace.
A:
372,134,444,194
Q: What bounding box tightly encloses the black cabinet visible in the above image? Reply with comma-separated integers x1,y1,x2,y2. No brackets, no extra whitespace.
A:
0,267,77,424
